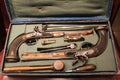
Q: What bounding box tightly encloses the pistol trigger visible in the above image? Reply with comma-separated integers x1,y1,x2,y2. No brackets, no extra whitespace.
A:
72,58,79,66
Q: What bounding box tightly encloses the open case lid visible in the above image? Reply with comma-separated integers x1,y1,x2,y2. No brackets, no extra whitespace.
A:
4,0,113,23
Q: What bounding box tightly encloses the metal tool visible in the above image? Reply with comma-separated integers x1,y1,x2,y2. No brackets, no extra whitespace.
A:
37,43,77,52
3,60,64,72
43,24,107,31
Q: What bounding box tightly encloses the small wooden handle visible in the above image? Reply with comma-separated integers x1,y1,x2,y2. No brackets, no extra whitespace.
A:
75,64,96,71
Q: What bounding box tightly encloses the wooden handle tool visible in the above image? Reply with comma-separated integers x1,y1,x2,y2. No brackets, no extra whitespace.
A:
3,60,64,72
66,64,96,72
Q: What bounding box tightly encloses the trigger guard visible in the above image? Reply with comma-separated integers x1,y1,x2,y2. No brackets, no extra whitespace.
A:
25,39,37,45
